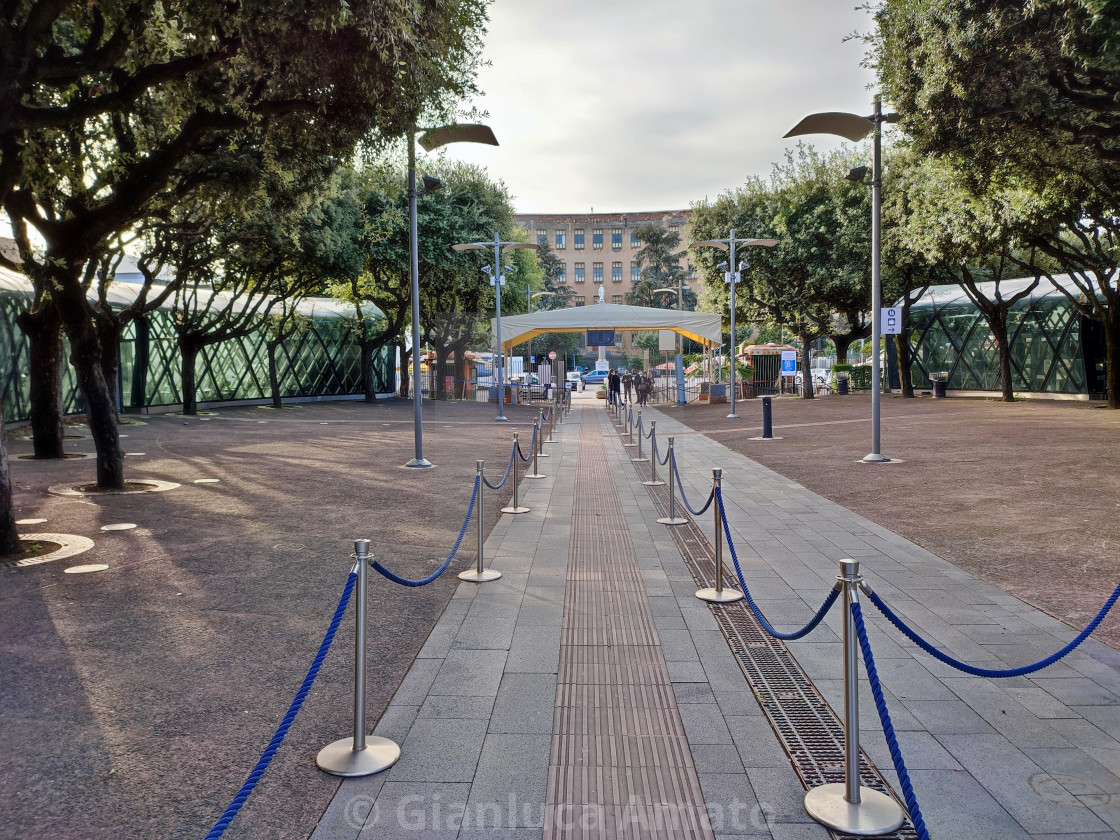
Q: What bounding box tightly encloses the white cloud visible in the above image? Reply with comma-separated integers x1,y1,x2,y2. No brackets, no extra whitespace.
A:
443,0,878,212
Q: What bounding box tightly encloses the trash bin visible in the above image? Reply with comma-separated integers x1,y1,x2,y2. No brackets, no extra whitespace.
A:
836,374,849,395
930,372,948,398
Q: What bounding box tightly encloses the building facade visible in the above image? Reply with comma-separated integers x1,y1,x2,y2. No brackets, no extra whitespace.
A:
514,210,693,355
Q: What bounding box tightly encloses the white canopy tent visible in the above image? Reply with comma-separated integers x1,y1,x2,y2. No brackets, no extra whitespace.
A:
492,302,721,352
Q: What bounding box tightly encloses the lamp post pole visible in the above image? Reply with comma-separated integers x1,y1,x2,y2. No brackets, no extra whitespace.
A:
404,123,498,468
785,97,897,462
691,234,779,419
451,236,540,422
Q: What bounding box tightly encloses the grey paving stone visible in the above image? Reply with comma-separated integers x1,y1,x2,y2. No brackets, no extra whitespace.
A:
658,627,700,661
389,720,487,782
691,744,746,774
374,703,420,743
429,649,507,698
392,657,444,704
673,681,717,705
668,659,709,683
505,624,560,674
715,691,765,718
763,823,832,840
363,781,471,839
907,768,1031,840
489,673,557,734
744,765,817,825
418,695,496,720
697,773,767,836
901,699,1000,735
727,716,796,768
1034,677,1120,707
310,772,387,840
678,701,734,745
465,734,551,829
940,733,1110,834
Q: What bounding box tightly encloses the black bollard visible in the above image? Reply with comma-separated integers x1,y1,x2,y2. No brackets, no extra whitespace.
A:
761,396,773,440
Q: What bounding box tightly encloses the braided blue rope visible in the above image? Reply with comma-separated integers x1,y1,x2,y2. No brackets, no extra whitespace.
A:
655,433,671,467
852,602,930,840
516,426,538,463
716,489,840,640
482,442,517,490
671,453,714,516
204,570,357,840
867,583,1120,678
371,476,479,587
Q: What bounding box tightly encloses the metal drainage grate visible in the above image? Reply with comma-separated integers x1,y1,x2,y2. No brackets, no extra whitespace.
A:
626,438,917,840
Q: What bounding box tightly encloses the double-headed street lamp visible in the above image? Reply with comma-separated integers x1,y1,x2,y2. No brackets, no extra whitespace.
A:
405,124,498,469
690,233,778,419
785,98,898,463
452,233,539,422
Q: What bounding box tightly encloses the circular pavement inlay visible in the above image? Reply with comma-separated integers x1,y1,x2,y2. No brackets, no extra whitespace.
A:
2,533,95,567
193,478,221,484
64,563,109,574
48,479,180,497
16,518,47,525
101,523,137,531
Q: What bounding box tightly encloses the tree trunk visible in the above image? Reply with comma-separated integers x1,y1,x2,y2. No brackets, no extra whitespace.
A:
435,348,451,400
1105,310,1120,409
399,342,411,399
16,306,66,459
0,408,21,555
268,341,282,408
96,315,122,426
181,341,199,416
799,337,814,399
895,333,915,398
991,312,1015,402
361,340,377,401
55,286,125,489
833,334,853,366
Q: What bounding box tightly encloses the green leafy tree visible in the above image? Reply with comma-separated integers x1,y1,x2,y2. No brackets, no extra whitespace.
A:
0,0,488,511
873,0,1120,405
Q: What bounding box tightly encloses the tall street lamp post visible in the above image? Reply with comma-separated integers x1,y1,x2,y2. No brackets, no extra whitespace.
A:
404,124,498,468
690,233,778,419
452,234,539,422
784,98,898,462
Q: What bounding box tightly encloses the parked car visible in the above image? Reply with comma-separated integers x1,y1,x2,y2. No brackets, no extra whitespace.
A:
583,369,608,385
565,371,584,391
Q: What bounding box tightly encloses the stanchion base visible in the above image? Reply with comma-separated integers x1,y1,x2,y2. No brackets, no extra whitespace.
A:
500,506,530,514
623,442,639,448
861,452,892,463
458,568,502,582
316,736,400,777
657,516,688,526
803,784,905,835
642,479,666,487
630,456,650,463
525,473,546,480
536,452,550,457
695,587,745,604
748,436,783,441
495,416,509,422
726,413,740,419
403,458,435,469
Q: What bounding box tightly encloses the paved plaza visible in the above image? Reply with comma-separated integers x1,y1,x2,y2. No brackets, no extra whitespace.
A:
310,396,1120,840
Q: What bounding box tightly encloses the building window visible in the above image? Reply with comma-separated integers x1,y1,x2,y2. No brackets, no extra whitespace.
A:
536,230,547,248
574,229,584,250
555,264,567,284
555,230,566,249
592,229,603,250
592,262,603,283
574,262,585,282
612,261,622,282
574,297,586,307
631,231,641,249
611,229,622,250
669,225,679,236
612,294,623,305
630,262,641,282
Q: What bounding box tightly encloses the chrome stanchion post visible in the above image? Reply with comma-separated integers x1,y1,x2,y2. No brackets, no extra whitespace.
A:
461,462,501,582
527,422,545,479
625,408,637,447
695,469,743,604
317,540,401,776
501,434,529,514
657,437,688,526
537,409,550,458
642,422,665,486
632,412,649,463
804,559,904,834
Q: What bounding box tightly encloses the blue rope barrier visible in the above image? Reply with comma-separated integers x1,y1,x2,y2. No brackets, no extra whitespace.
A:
371,476,479,587
482,442,517,490
204,570,358,840
866,583,1120,678
716,489,840,640
852,602,930,840
671,454,714,516
516,426,538,463
655,433,670,467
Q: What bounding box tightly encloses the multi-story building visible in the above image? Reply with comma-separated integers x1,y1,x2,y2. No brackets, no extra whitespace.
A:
514,210,693,354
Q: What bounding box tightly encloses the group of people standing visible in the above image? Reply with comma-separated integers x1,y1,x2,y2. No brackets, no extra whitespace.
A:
608,369,655,406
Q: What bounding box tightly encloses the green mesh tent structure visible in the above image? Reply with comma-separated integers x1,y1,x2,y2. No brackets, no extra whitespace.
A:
889,274,1109,398
0,265,394,423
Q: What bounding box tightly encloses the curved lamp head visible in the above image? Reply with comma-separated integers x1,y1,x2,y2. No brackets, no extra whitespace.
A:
419,123,499,152
784,112,874,142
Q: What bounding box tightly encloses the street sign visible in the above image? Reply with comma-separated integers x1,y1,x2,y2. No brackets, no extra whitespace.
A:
881,307,902,335
780,350,797,377
548,351,557,360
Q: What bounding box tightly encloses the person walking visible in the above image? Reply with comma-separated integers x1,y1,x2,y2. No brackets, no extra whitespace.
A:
609,369,621,406
622,369,633,403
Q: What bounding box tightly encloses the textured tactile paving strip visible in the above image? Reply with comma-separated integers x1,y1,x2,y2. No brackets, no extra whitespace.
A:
626,420,919,840
543,410,717,840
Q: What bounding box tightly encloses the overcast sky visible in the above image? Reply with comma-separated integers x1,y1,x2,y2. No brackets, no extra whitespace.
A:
442,0,879,214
